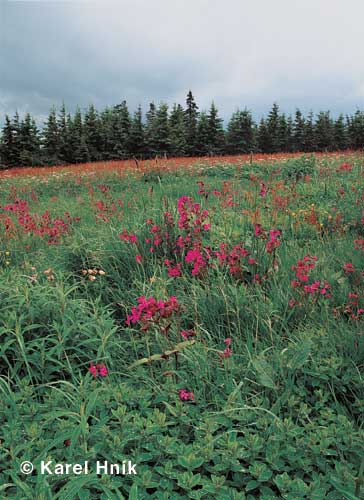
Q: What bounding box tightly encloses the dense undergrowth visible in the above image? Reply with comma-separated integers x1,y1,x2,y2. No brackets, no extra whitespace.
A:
0,154,364,499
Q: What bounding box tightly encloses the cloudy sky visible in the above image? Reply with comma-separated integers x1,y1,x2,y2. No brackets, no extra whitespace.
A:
1,0,364,125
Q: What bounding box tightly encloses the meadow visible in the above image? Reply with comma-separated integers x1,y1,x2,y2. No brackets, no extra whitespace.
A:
0,152,364,499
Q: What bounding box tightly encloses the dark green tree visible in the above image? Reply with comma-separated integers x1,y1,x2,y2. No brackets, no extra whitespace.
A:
145,102,158,156
226,109,254,154
184,90,199,155
266,103,280,152
196,111,210,156
42,107,60,163
303,111,316,152
155,102,171,156
129,105,145,157
293,109,305,151
84,104,102,161
333,114,348,150
169,103,187,156
207,102,225,155
0,115,17,167
19,113,40,166
315,111,334,151
257,118,270,153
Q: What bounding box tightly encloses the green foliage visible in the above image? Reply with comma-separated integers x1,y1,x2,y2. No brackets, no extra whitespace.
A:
0,155,364,498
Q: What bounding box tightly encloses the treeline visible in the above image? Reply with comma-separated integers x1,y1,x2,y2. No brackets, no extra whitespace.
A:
1,91,364,168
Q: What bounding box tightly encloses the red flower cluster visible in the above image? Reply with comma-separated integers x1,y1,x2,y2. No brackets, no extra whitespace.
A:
178,389,195,401
119,229,137,244
126,296,180,330
89,362,108,378
290,255,331,302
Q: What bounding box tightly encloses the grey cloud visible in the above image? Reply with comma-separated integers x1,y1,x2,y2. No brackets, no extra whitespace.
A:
0,0,364,126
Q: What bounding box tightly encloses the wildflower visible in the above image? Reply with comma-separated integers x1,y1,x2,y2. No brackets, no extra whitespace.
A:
135,254,142,264
178,389,195,401
89,363,98,378
222,347,232,358
259,182,268,197
97,363,108,377
224,338,231,347
181,329,196,340
89,362,108,378
343,263,355,273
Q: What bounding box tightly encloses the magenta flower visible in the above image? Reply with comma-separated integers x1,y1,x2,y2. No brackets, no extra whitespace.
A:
88,362,108,378
89,363,98,378
178,389,195,401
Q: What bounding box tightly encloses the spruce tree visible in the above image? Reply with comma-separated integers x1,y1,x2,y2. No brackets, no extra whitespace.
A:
184,90,199,156
155,102,170,156
0,115,16,167
257,118,270,153
266,103,280,152
69,108,89,163
196,111,210,156
207,102,225,155
226,109,254,154
42,106,60,163
84,104,102,161
19,113,40,166
145,102,158,156
315,111,334,151
58,103,70,163
333,114,348,150
303,111,316,152
347,110,364,149
129,106,145,157
293,109,305,151
169,103,187,156
114,100,132,158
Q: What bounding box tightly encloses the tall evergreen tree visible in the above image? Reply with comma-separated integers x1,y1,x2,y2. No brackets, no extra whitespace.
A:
315,111,334,151
293,109,305,151
303,111,316,152
114,100,132,158
145,102,158,156
196,111,210,156
333,114,348,151
19,113,40,166
226,109,254,154
58,103,70,163
169,103,187,156
266,103,280,152
69,108,89,163
155,102,170,156
207,102,225,155
347,110,364,149
184,90,199,156
257,118,270,153
84,104,102,161
0,115,17,167
42,107,60,163
129,105,145,157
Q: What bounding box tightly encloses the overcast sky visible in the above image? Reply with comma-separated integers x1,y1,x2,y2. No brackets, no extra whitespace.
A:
1,0,364,125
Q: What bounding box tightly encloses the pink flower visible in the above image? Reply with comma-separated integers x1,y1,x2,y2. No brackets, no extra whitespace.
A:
178,389,195,401
135,254,142,264
224,338,231,347
89,362,108,378
343,263,355,273
254,224,264,237
222,347,232,358
96,363,108,377
89,363,98,378
181,329,196,340
259,182,268,197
